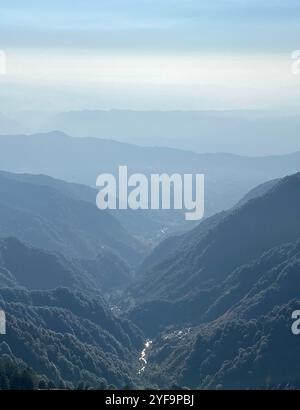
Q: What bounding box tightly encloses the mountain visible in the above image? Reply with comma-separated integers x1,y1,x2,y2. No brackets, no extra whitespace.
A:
0,236,144,388
146,240,300,389
138,177,280,275
129,173,300,389
0,354,39,390
0,236,129,293
1,131,300,232
78,249,132,293
0,171,145,268
0,237,79,290
0,171,161,241
235,178,280,208
10,109,300,156
0,286,143,388
130,173,300,334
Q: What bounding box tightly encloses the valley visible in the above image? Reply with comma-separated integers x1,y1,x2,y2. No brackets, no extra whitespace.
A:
1,0,300,394
0,134,300,390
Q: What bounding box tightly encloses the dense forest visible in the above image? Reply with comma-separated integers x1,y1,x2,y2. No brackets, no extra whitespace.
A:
0,162,300,390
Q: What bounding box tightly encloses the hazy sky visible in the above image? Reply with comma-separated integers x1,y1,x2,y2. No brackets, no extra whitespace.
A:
1,0,300,111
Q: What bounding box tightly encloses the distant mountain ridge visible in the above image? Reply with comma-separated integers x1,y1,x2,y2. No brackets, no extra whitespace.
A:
7,109,300,156
1,131,300,229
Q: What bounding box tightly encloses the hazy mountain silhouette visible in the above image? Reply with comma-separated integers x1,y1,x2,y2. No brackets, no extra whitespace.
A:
1,131,300,226
10,109,300,156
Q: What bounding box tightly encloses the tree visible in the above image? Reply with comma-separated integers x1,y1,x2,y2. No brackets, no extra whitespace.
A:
47,380,56,390
38,379,47,390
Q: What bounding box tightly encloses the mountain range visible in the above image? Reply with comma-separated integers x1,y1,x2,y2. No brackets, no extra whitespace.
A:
0,132,300,389
0,171,145,267
4,109,300,156
1,131,300,238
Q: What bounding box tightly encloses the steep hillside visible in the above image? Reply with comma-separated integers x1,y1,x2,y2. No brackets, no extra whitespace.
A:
0,237,78,290
0,171,162,241
133,174,300,302
0,235,144,388
0,172,145,267
0,287,143,388
130,174,300,335
146,240,300,389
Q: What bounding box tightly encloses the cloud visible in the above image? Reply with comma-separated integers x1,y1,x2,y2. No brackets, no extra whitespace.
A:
1,1,300,111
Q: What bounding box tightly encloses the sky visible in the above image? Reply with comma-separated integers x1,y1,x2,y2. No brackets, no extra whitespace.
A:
1,0,300,111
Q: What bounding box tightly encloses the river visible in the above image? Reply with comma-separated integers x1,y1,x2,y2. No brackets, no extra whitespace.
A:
137,339,152,375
